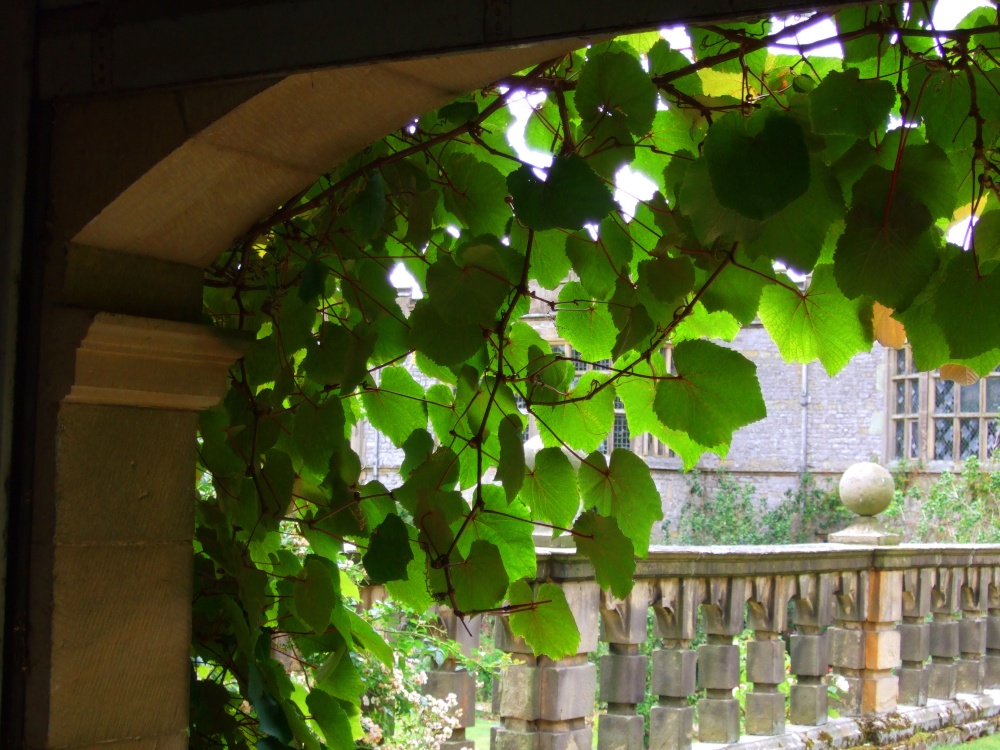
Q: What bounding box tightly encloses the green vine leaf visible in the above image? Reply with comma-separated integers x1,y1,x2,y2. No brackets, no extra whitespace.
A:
507,581,580,659
363,514,414,583
578,449,662,552
573,511,636,599
507,154,616,231
519,447,580,530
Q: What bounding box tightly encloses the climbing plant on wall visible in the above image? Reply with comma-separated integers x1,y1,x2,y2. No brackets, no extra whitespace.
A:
193,4,1000,746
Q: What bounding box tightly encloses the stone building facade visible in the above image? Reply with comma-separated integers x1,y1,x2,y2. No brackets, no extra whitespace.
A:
353,291,999,533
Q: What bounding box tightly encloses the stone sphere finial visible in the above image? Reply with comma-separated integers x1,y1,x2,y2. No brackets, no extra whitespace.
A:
839,462,894,517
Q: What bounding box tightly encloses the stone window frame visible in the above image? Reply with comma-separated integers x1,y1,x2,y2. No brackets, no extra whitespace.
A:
887,347,1000,464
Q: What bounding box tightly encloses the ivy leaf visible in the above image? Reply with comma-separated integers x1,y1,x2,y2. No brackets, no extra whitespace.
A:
361,366,427,447
809,68,895,137
653,339,766,447
507,581,580,659
306,691,354,749
294,556,337,634
519,447,580,530
497,416,526,502
578,450,662,552
452,539,510,613
576,51,658,136
758,265,873,376
934,250,1000,359
834,166,940,310
572,511,636,599
362,514,414,583
507,154,616,231
703,111,810,220
443,153,510,236
555,281,616,361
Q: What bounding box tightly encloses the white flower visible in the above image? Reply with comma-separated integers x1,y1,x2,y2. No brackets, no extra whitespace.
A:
834,675,850,692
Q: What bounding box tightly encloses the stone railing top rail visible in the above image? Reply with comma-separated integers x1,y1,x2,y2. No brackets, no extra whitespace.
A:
534,542,1000,580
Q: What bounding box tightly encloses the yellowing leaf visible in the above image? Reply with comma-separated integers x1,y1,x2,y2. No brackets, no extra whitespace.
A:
873,302,907,349
939,364,980,386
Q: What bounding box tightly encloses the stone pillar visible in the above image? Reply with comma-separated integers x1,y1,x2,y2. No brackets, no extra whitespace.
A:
957,568,988,694
598,585,649,750
897,568,932,706
745,576,794,736
928,567,962,700
427,608,482,750
493,580,599,750
987,569,1000,688
697,577,745,744
649,578,698,750
828,462,902,717
789,573,832,726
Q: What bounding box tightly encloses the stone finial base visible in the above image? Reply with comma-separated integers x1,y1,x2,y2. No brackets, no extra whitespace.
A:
828,516,900,546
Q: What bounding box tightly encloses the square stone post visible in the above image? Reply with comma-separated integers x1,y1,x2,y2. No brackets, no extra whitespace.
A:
745,576,794,736
957,567,988,694
928,567,962,700
597,584,649,750
789,573,832,726
987,567,1000,688
697,577,746,744
649,578,699,750
897,568,932,706
493,580,599,750
426,607,482,750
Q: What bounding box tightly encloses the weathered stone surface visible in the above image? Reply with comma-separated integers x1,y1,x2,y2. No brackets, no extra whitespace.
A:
899,622,930,662
987,615,1000,650
960,617,987,656
829,627,865,670
861,674,898,716
599,654,646,705
698,697,740,743
790,633,828,677
897,665,929,707
493,726,538,750
747,640,785,685
495,663,538,720
651,649,697,698
562,581,601,654
839,462,894,516
600,585,649,646
986,654,1000,689
537,663,596,722
864,629,900,671
697,643,739,690
928,660,958,700
930,621,960,658
957,657,985,694
789,683,828,726
597,713,644,750
536,727,592,750
746,691,786,735
868,570,903,622
425,669,476,728
649,705,693,750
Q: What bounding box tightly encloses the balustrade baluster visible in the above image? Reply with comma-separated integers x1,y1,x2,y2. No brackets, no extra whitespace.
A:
597,585,649,750
745,576,794,736
493,580,599,750
897,568,932,706
957,567,988,694
827,570,867,715
697,577,746,744
928,567,962,700
987,566,1000,688
789,573,832,726
427,608,482,750
649,578,698,750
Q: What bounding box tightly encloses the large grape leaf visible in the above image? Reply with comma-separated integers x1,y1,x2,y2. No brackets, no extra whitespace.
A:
292,397,346,478
507,154,616,231
361,366,427,447
809,68,895,137
362,514,413,583
407,301,483,366
519,447,580,530
460,487,537,582
442,153,510,236
426,246,512,328
452,539,509,613
294,556,338,634
577,449,662,552
703,111,810,220
758,265,873,375
507,581,580,659
576,51,658,136
933,250,1000,359
497,416,526,502
534,371,616,454
306,690,354,749
834,166,940,310
555,281,617,360
653,339,766,447
573,511,636,599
